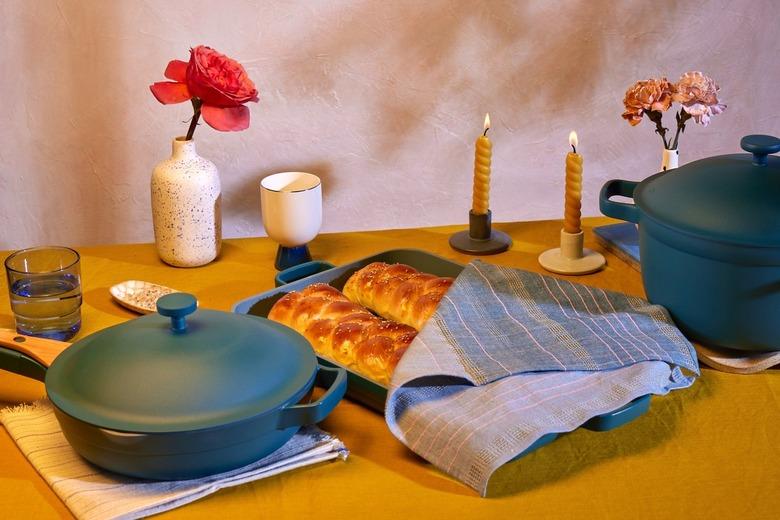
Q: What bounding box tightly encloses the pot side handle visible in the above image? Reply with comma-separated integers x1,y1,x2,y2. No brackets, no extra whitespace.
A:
0,329,70,381
276,364,347,430
599,179,640,224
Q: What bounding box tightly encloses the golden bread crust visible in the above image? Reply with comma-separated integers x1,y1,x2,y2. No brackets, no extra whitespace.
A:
268,283,416,385
342,262,453,330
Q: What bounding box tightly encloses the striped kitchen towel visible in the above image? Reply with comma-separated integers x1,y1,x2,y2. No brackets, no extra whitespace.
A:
1,400,348,520
385,260,699,496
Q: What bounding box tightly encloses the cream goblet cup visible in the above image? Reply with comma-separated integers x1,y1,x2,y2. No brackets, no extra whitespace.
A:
260,172,322,270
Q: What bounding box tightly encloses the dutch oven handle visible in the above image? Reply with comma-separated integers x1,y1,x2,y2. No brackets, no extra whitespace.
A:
599,179,640,224
276,364,347,429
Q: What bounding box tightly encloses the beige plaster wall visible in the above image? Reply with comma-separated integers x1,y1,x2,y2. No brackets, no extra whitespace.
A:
1,0,779,249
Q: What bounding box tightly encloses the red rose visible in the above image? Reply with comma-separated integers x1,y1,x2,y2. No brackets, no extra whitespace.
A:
150,46,258,132
186,46,258,107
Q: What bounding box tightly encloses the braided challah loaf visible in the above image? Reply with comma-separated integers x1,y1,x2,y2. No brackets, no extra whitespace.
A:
342,262,454,331
268,283,417,386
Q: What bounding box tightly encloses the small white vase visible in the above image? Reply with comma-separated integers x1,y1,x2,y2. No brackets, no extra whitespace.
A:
661,148,679,171
151,137,222,267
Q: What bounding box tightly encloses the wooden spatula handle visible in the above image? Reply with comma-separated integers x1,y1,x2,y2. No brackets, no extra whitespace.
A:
0,328,71,368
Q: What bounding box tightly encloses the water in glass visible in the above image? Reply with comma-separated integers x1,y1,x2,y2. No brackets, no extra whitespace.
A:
10,273,82,340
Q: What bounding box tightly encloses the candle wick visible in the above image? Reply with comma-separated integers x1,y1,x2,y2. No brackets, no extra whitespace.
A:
483,127,489,137
571,144,577,154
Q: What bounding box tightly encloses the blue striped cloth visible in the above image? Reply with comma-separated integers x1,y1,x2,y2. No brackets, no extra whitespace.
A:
385,260,699,496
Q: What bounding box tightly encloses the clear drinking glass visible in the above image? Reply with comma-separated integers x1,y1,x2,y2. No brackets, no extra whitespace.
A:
4,246,82,341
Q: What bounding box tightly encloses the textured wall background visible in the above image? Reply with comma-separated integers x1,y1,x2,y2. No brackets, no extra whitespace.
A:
1,0,779,249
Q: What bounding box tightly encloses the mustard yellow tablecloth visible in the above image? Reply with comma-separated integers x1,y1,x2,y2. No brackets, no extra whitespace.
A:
1,218,778,519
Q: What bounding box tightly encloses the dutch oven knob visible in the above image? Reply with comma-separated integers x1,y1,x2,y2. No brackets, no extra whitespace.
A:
156,293,198,333
740,134,780,166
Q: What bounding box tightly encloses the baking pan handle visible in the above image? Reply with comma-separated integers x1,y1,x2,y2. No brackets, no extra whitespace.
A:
582,394,651,431
276,364,347,429
274,260,336,287
599,179,640,224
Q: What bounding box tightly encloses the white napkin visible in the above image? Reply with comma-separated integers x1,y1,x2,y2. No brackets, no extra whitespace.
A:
1,400,348,520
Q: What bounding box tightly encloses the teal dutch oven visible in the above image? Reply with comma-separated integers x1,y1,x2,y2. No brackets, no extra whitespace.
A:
0,293,346,479
600,134,780,352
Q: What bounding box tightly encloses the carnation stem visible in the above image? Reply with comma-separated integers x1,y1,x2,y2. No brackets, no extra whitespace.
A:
646,110,670,149
185,98,203,141
671,110,692,150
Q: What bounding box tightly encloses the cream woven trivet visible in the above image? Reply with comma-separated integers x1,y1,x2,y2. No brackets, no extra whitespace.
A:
696,344,780,374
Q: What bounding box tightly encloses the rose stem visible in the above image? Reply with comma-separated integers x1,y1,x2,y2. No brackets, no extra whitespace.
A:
185,98,203,141
671,110,692,150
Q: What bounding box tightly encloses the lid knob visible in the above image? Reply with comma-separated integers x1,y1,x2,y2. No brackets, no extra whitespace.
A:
740,135,780,166
156,293,198,333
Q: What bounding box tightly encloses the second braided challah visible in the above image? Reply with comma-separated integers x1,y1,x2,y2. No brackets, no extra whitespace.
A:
342,262,454,331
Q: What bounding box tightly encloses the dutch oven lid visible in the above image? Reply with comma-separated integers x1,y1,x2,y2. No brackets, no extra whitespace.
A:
635,135,780,247
46,293,317,433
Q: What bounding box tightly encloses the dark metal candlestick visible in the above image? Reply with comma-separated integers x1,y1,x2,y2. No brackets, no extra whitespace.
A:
449,209,512,255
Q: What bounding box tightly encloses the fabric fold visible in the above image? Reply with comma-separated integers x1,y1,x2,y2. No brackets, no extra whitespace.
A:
385,260,698,496
1,400,348,520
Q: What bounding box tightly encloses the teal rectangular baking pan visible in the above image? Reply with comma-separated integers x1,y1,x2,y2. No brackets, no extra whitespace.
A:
232,249,651,457
233,249,462,411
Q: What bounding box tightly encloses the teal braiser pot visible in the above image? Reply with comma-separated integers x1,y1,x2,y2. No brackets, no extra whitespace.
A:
600,135,780,352
0,293,346,480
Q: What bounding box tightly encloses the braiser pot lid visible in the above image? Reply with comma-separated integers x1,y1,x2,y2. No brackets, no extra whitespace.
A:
635,135,780,247
46,293,317,433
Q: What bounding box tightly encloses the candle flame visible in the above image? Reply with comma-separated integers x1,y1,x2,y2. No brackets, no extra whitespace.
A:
569,131,578,148
484,113,491,131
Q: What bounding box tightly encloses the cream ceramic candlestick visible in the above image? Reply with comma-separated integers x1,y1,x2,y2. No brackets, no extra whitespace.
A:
539,132,604,275
539,229,605,275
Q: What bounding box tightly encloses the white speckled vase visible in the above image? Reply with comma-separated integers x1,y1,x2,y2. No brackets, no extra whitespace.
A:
151,137,222,267
661,148,679,171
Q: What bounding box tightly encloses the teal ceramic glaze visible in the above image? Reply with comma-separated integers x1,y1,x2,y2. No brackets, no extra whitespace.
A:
274,260,336,287
53,365,345,480
600,135,780,351
0,293,347,479
47,293,319,433
234,248,653,463
0,346,48,382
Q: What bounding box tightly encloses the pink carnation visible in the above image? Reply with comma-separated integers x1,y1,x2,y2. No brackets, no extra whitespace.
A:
672,71,726,126
621,78,675,126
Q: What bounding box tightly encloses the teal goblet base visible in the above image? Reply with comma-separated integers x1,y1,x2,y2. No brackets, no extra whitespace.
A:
275,245,312,271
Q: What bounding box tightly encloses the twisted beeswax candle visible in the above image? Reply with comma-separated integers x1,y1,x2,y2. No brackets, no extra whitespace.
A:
471,113,492,215
564,131,582,234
